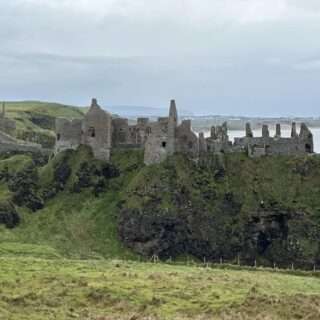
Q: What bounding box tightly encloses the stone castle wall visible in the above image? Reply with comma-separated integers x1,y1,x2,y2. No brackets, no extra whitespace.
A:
143,121,170,165
175,120,199,159
233,123,313,157
55,118,82,153
54,98,315,165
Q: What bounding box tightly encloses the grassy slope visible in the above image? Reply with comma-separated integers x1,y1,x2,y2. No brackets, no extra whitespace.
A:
1,150,320,261
0,147,143,259
4,101,86,119
126,153,320,214
2,101,86,147
0,256,320,319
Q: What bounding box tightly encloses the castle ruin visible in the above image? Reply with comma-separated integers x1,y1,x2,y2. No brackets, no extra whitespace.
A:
54,98,314,164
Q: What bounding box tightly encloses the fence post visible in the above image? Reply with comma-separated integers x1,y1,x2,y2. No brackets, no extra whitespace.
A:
237,254,240,266
291,263,294,271
220,257,223,265
254,259,257,268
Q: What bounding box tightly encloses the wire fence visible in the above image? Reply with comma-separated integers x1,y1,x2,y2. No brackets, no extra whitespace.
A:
144,254,320,276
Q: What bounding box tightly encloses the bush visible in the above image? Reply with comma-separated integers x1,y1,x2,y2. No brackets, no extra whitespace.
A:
8,164,44,211
0,200,20,228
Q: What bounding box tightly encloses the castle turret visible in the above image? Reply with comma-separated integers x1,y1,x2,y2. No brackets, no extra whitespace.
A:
221,122,229,142
167,99,178,155
291,122,298,138
91,98,99,108
210,126,216,139
199,132,207,154
216,126,222,140
275,124,281,137
169,99,178,124
246,123,253,138
299,123,314,153
262,124,269,138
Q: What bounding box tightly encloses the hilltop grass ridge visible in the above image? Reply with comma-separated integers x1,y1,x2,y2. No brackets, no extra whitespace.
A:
2,101,87,148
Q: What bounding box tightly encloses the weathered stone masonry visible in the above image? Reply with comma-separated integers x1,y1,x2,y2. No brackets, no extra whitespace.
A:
54,98,314,164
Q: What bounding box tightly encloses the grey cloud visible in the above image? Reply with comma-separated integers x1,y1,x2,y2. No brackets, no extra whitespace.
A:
0,1,319,116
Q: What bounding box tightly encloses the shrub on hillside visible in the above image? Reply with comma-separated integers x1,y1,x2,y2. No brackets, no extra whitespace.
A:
8,165,44,211
0,200,20,228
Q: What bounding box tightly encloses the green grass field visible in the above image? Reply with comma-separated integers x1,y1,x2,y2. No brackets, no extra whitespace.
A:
3,101,86,120
0,249,320,320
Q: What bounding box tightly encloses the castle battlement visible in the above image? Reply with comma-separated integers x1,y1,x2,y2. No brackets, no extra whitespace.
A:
54,98,314,164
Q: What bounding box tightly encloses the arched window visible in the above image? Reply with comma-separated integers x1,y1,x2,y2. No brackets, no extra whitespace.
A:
188,141,193,149
162,141,167,148
57,133,61,141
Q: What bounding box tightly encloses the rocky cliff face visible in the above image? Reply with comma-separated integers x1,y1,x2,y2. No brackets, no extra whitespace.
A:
118,154,320,268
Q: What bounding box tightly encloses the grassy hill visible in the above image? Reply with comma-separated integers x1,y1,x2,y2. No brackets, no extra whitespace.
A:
2,102,320,318
0,143,320,318
0,146,320,266
0,146,141,259
2,101,87,148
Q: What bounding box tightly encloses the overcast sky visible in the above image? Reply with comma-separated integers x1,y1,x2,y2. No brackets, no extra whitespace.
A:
1,0,320,116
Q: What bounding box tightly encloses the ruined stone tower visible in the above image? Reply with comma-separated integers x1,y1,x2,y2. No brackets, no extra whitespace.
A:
143,101,175,165
167,99,178,155
143,99,198,165
55,98,112,161
82,98,112,161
